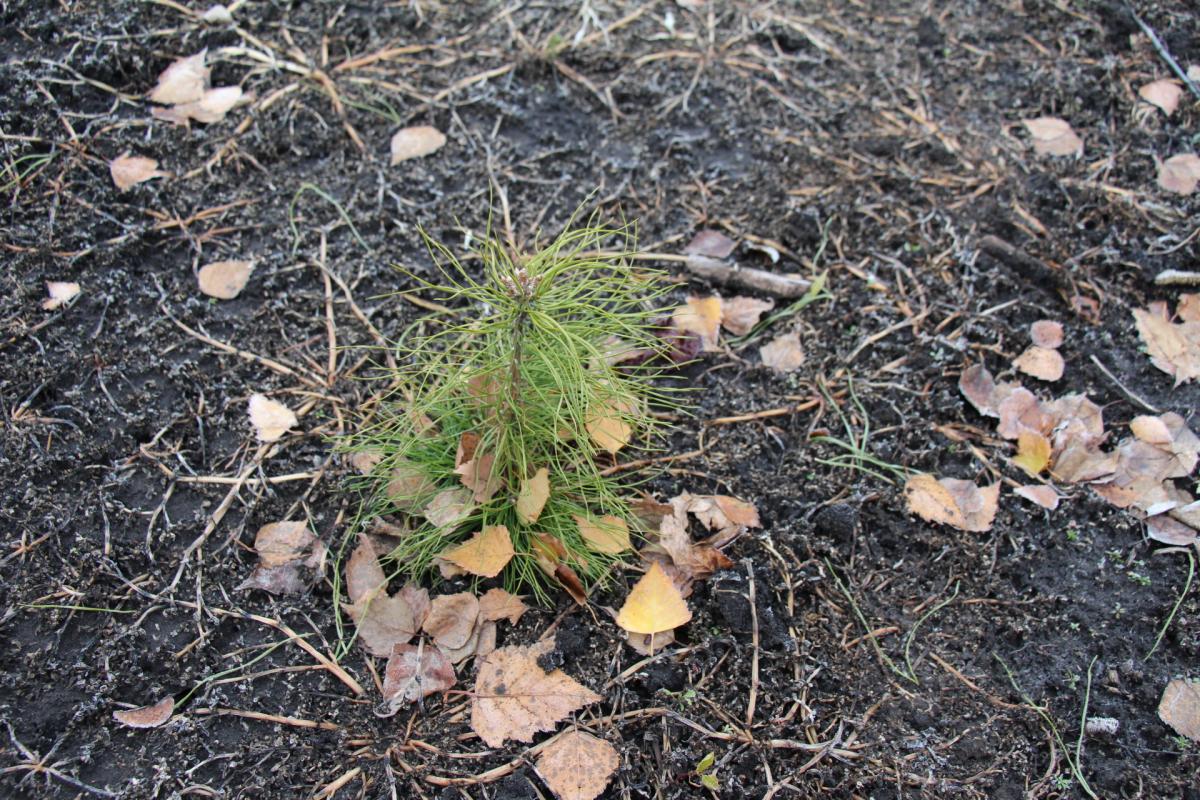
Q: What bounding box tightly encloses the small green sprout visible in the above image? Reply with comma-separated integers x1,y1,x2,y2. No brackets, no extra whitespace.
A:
694,752,719,791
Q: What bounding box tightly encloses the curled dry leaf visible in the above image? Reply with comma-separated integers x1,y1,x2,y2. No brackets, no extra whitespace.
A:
759,331,805,372
424,487,475,528
537,731,620,800
390,125,447,164
683,229,737,259
1030,320,1064,349
422,592,480,650
42,281,81,310
1014,484,1060,510
148,51,209,104
1158,153,1200,196
1146,513,1197,546
378,641,456,716
683,494,761,543
1013,346,1064,382
1021,116,1083,156
479,587,527,624
1139,79,1183,115
110,154,168,191
197,260,253,299
454,431,500,502
248,393,297,442
720,296,774,336
616,560,692,636
652,499,734,582
471,639,602,747
441,525,514,578
1133,304,1200,385
516,467,550,524
672,296,723,351
574,514,631,554
1158,679,1200,743
904,474,999,532
113,696,174,729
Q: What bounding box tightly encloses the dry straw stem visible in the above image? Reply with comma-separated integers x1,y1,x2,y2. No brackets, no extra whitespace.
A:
346,214,678,599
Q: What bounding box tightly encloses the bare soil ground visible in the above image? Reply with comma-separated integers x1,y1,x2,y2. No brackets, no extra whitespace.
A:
2,1,1199,798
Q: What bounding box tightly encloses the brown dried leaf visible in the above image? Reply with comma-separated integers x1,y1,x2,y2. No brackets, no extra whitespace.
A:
441,525,514,578
1158,153,1200,196
398,584,431,630
113,696,174,729
1013,432,1052,476
378,641,456,716
386,461,437,510
424,487,475,529
42,281,81,310
759,331,805,372
248,393,297,442
655,499,733,581
1046,394,1106,451
1146,514,1198,546
471,639,602,747
1158,679,1200,742
345,538,418,656
1050,440,1117,483
197,260,253,299
905,474,998,532
1139,79,1183,115
616,561,692,635
110,154,168,191
349,449,383,474
1022,116,1083,156
672,296,723,351
174,86,244,124
1030,320,1064,349
573,514,631,555
1014,484,1060,510
479,587,527,624
454,432,500,502
1177,294,1200,323
253,521,314,568
720,296,774,336
959,364,1002,418
537,731,619,800
148,51,208,104
422,592,480,650
684,494,761,543
390,126,447,164
1014,346,1064,382
440,616,484,665
996,388,1053,440
516,468,550,525
683,229,737,259
1133,307,1200,385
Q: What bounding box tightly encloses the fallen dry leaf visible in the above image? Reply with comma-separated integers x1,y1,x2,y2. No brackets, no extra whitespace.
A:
345,538,419,657
625,628,675,656
110,154,168,191
720,296,775,336
1030,320,1064,349
424,487,475,528
1014,346,1064,382
684,494,761,544
996,388,1054,440
113,696,174,729
479,587,527,624
537,731,619,800
1158,679,1200,742
517,468,550,524
197,260,253,299
683,229,736,259
148,51,209,104
1177,294,1200,323
386,461,437,510
248,393,298,442
441,525,514,578
423,592,481,650
672,296,723,352
390,126,447,164
585,397,633,455
471,639,602,747
42,281,81,310
1014,484,1060,510
759,331,805,372
1013,432,1052,476
1146,513,1198,546
574,514,631,555
1139,79,1183,115
616,560,692,636
959,364,1004,418
905,474,999,532
1158,153,1200,196
454,431,501,502
252,521,313,568
1133,305,1200,385
172,85,244,124
1022,116,1083,156
378,641,456,716
652,498,733,582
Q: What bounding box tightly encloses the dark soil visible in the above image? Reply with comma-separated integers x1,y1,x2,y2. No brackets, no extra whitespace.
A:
2,1,1199,798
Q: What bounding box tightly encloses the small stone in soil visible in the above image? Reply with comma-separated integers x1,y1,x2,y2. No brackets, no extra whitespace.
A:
813,503,858,541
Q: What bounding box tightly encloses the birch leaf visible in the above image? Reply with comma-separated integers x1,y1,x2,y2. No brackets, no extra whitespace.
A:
148,51,209,104
198,260,253,299
441,525,514,578
248,393,297,442
516,468,550,524
390,126,447,163
537,731,619,800
616,561,692,635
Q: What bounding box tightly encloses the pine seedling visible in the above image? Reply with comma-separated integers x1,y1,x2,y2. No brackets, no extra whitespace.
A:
347,216,677,602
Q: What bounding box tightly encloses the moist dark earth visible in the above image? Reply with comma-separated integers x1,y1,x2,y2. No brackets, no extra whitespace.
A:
2,1,1199,798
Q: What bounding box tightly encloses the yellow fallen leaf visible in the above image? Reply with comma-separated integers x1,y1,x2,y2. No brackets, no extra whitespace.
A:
616,561,691,635
441,525,514,578
672,295,723,351
573,514,630,554
516,467,550,524
1013,431,1051,476
586,398,633,455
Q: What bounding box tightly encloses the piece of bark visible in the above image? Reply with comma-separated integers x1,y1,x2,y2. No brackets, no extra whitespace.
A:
977,236,1067,292
684,256,811,299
